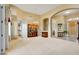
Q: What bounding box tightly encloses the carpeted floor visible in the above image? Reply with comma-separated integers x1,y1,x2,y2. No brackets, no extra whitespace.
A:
6,37,79,55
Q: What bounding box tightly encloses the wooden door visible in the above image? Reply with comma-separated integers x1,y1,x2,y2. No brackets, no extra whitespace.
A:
68,20,77,36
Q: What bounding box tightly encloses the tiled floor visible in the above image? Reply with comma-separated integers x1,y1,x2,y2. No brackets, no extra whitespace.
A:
63,36,77,42
7,37,79,55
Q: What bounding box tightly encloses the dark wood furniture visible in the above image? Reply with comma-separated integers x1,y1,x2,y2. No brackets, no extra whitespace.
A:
28,32,38,37
42,32,48,37
58,32,64,37
28,24,38,37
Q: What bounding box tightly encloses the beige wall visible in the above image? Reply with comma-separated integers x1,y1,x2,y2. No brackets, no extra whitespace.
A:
52,15,65,37
11,15,18,38
40,4,79,37
9,4,79,37
9,5,41,37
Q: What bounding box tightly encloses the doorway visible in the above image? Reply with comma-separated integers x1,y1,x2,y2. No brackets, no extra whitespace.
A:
67,20,78,42
51,8,79,42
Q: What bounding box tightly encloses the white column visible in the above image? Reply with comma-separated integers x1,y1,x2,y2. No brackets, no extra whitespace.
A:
5,5,10,49
48,17,51,38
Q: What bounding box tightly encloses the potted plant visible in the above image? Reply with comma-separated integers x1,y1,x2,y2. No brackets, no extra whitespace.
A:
63,30,68,36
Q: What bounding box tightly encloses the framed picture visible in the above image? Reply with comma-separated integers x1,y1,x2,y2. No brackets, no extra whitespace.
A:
58,23,62,31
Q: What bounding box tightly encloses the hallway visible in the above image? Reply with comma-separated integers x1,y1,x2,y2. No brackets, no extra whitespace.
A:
7,37,79,55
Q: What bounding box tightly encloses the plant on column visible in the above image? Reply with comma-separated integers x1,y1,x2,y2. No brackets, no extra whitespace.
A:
63,30,68,37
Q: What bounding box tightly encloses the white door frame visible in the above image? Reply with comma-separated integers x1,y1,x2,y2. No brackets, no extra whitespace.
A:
0,5,5,54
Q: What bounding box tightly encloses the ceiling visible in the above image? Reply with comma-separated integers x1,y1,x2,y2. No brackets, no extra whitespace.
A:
14,4,60,15
55,9,79,16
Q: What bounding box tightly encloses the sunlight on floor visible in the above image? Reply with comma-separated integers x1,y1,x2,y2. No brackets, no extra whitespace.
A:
5,37,26,54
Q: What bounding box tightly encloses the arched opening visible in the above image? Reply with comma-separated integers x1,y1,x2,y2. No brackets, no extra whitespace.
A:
51,8,79,42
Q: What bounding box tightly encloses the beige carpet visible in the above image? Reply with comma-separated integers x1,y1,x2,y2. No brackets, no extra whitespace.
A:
7,37,79,55
6,37,26,54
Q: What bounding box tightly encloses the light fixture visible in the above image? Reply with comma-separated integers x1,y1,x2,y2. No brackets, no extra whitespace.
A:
67,17,79,21
76,17,79,20
65,11,70,14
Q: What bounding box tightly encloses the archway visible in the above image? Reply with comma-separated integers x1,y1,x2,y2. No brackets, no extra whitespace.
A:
51,8,79,42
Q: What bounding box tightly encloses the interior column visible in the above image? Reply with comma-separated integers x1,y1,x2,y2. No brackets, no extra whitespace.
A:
48,17,51,38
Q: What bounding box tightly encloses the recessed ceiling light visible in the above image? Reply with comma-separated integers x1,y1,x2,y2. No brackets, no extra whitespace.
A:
65,11,70,14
